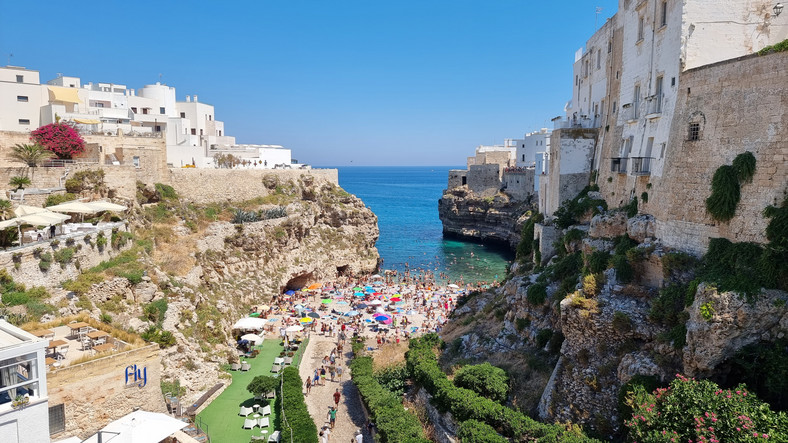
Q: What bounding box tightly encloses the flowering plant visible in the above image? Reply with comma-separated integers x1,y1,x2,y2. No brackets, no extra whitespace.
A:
30,122,85,159
625,374,788,442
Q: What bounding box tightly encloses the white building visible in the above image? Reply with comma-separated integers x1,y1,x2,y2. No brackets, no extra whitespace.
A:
0,320,50,443
0,67,47,133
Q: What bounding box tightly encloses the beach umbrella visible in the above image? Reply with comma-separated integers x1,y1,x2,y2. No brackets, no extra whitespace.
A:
368,300,382,306
233,317,266,330
249,312,260,317
308,312,320,319
268,317,280,323
379,318,393,325
344,310,359,317
447,284,460,289
352,286,362,291
299,317,313,324
286,325,304,333
259,304,270,311
307,283,322,290
284,290,296,296
374,314,391,322
406,310,417,315
354,292,365,297
321,298,332,304
14,205,48,217
357,303,368,309
336,301,348,305
390,297,402,302
46,200,97,214
240,333,262,345
84,200,127,212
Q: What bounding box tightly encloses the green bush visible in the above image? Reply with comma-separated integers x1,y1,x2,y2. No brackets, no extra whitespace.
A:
661,251,697,278
100,312,112,324
624,375,788,442
351,357,428,443
140,326,176,348
154,183,178,200
45,193,76,207
623,197,638,218
2,291,30,306
527,283,548,305
25,300,55,319
554,185,607,229
454,363,509,404
143,299,168,326
63,273,105,295
111,230,133,249
610,255,633,283
278,367,319,443
515,317,531,332
516,212,544,263
732,151,756,183
706,165,740,222
119,269,144,285
374,364,409,397
457,419,508,443
53,247,75,266
536,329,554,349
585,250,610,275
247,375,279,396
727,338,788,411
38,252,53,272
617,374,661,421
96,232,107,249
758,38,788,55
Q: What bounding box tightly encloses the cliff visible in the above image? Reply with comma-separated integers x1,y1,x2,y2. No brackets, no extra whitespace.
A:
438,186,532,250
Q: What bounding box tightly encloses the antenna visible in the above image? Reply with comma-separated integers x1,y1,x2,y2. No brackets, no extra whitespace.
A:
158,73,163,83
595,7,603,30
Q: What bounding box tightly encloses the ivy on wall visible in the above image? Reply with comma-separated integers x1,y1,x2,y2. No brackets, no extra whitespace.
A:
705,152,756,222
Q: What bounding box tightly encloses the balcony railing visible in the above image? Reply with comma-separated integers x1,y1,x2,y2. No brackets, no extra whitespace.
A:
630,157,653,176
646,94,664,117
620,104,639,122
553,116,598,130
610,157,628,174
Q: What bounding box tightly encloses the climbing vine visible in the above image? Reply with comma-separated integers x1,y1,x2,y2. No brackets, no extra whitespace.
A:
705,152,756,222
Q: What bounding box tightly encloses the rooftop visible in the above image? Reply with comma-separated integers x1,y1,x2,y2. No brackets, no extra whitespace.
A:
0,320,38,348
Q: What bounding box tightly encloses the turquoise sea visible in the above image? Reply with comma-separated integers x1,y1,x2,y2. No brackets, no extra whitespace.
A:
330,166,513,284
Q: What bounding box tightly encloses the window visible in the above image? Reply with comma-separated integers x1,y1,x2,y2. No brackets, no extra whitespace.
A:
18,119,30,125
0,354,40,405
637,16,645,42
660,1,668,27
645,137,654,158
660,142,666,158
155,125,161,132
180,112,186,118
191,128,196,135
688,122,700,141
16,96,28,102
608,40,613,53
49,404,66,435
655,76,664,113
131,107,138,113
16,75,23,83
218,130,222,136
597,50,601,69
132,156,140,168
199,129,203,136
633,85,641,119
142,108,149,114
159,107,165,114
522,154,525,161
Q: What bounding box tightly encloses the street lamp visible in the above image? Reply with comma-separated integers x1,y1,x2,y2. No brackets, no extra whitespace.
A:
775,3,784,16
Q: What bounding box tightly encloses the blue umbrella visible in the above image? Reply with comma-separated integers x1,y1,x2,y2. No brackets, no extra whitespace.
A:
354,292,365,297
336,301,349,305
374,314,391,322
344,310,360,317
285,290,296,296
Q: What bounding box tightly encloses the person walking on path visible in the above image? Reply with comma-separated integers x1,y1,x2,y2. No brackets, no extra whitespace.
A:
328,406,337,429
352,429,363,443
305,376,312,395
333,388,342,407
336,365,343,382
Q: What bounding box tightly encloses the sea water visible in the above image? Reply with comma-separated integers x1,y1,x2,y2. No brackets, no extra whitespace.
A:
331,166,513,284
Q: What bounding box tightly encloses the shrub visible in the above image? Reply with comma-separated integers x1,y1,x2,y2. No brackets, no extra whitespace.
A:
140,326,176,348
45,193,76,207
661,251,697,278
111,230,133,249
554,185,607,229
516,212,544,263
154,183,178,200
612,311,632,333
624,375,788,442
582,273,603,297
727,338,788,411
515,317,531,332
374,364,409,397
454,363,509,404
64,169,105,193
119,269,144,285
758,38,788,55
535,329,554,349
53,247,75,266
457,420,508,443
278,366,319,443
732,151,756,183
623,197,638,218
585,250,610,275
100,312,112,324
63,273,105,295
247,375,279,396
610,255,633,283
143,299,168,326
38,252,53,272
2,291,30,306
232,209,260,224
262,206,287,220
527,283,547,305
30,122,85,158
617,374,661,421
96,232,107,249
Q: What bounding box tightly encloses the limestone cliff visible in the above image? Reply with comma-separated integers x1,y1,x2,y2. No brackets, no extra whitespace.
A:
438,186,532,250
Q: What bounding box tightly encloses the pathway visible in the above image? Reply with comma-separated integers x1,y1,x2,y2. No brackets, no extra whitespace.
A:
299,331,373,442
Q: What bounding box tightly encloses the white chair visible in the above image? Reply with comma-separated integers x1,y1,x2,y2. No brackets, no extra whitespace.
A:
268,430,281,442
261,405,271,416
243,418,257,429
270,364,281,373
273,357,284,365
241,362,251,371
282,357,293,366
266,391,275,399
231,363,241,371
239,406,253,416
258,417,270,428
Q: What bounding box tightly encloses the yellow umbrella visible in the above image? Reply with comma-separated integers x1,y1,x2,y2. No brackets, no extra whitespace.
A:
259,304,270,311
299,317,313,324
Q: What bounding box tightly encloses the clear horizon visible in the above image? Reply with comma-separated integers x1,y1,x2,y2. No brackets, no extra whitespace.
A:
0,1,618,166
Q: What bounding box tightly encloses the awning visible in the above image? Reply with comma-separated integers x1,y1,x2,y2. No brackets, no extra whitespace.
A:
73,118,100,125
47,86,81,104
85,201,127,212
46,201,97,214
81,410,187,443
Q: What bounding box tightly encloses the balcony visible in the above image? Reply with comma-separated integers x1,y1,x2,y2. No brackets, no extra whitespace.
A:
645,94,663,118
610,157,628,174
553,116,597,130
620,104,639,123
630,157,653,176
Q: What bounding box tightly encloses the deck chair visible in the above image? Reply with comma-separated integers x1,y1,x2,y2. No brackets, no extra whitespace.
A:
243,418,257,429
273,357,284,365
268,430,281,442
258,417,270,428
282,357,293,366
241,362,251,371
266,391,275,399
239,406,253,416
231,363,241,371
250,436,266,442
270,364,281,373
261,405,271,416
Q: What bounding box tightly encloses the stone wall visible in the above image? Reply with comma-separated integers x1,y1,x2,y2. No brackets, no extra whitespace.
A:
466,164,500,197
502,169,534,202
447,169,467,189
0,222,131,289
545,129,596,215
166,168,339,204
650,51,788,254
47,344,165,440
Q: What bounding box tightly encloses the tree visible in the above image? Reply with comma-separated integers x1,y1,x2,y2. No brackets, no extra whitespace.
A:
247,375,279,397
30,122,85,159
0,200,12,220
9,176,31,191
10,143,53,167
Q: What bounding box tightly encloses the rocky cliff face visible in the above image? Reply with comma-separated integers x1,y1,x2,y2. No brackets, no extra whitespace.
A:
438,186,532,249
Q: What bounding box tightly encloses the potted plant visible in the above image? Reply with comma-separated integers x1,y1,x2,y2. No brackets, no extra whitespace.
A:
11,394,29,408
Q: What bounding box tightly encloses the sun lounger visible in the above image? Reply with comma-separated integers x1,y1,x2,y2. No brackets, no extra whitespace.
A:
243,418,257,429
258,417,270,428
273,357,284,365
266,390,275,399
268,430,281,442
239,406,253,416
250,436,266,442
270,364,281,373
231,363,241,371
241,362,251,371
261,405,271,416
254,394,263,401
282,357,293,366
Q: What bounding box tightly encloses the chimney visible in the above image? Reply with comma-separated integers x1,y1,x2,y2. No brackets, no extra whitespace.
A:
193,95,198,103
186,95,191,102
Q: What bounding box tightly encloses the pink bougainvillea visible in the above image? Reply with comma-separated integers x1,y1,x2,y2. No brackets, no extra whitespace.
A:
30,122,85,159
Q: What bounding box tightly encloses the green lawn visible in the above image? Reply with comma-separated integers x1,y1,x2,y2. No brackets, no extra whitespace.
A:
197,340,285,443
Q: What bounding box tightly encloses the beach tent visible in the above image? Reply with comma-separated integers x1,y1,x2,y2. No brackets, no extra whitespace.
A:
240,333,263,345
233,317,266,330
81,410,187,443
286,325,304,333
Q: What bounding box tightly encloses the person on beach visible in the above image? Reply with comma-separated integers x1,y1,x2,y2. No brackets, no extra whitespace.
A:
336,365,343,382
320,366,327,385
333,388,341,407
352,429,363,443
327,406,337,429
305,376,312,395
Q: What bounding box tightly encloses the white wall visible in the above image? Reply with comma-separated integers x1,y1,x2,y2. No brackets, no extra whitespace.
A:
0,67,45,132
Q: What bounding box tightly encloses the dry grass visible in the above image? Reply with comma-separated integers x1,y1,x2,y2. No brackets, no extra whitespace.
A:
371,342,409,371
20,313,144,346
155,240,197,276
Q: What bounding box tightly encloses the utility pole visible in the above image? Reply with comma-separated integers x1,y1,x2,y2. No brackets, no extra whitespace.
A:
595,7,603,30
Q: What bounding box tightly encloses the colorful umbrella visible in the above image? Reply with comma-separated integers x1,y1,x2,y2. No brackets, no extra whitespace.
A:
308,312,320,319
352,287,362,291
321,298,332,304
354,292,365,297
390,297,402,302
308,283,322,290
336,301,348,305
357,303,368,309
379,318,393,325
344,310,360,317
285,290,296,296
300,317,313,324
374,314,391,322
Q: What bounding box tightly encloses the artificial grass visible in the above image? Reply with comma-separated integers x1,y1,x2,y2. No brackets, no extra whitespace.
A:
197,340,285,443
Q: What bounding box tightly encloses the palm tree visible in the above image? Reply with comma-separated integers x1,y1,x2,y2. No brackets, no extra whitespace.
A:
10,143,53,167
9,176,32,191
0,199,11,220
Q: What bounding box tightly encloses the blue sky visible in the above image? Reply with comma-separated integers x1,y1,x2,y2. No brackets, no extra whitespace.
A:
0,1,618,166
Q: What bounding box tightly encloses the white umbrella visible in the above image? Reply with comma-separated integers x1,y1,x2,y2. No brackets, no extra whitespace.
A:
18,212,70,226
447,284,460,289
81,410,187,443
47,201,97,214
368,300,382,306
370,274,384,280
85,200,127,212
240,333,263,344
233,317,266,330
14,204,48,217
286,325,304,333
0,218,20,229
